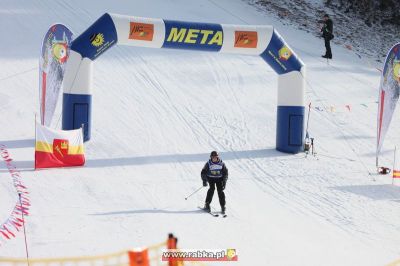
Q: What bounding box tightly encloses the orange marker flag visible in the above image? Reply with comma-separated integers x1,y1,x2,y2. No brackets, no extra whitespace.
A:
128,248,150,266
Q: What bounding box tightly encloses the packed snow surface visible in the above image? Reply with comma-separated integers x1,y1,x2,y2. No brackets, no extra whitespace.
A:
0,0,399,265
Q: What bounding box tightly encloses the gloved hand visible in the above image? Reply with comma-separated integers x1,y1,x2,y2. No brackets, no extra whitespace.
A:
203,180,207,187
222,179,227,190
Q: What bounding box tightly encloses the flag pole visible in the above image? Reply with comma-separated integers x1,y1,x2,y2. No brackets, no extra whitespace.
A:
18,193,30,266
376,124,379,170
81,123,84,142
34,113,37,170
392,146,396,185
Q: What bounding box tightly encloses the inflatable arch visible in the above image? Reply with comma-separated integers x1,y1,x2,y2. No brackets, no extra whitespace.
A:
62,13,305,153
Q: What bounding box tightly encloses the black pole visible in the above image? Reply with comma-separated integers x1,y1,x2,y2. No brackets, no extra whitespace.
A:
311,138,314,155
184,186,203,200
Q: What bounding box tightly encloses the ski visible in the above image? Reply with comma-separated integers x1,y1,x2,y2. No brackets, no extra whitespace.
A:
213,211,227,218
198,207,219,217
218,211,227,218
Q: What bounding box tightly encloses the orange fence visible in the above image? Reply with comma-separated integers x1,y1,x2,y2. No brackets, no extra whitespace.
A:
0,234,207,266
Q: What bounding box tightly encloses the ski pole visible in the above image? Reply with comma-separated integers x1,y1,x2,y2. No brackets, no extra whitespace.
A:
311,138,314,155
184,186,204,200
305,102,311,136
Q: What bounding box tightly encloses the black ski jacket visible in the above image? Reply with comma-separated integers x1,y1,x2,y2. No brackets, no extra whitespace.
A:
321,19,333,40
201,159,228,182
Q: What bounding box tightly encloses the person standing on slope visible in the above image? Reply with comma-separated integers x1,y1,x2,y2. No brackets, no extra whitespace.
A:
201,151,228,214
320,14,334,59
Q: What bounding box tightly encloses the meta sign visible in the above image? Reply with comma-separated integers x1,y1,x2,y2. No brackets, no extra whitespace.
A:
162,20,223,52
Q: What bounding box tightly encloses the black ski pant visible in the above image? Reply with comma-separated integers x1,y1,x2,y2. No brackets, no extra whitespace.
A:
205,179,225,208
324,37,332,58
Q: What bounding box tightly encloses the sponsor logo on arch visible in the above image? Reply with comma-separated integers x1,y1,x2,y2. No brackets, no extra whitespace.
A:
163,20,223,51
90,33,104,47
129,22,154,41
88,31,116,59
234,31,258,48
279,45,292,61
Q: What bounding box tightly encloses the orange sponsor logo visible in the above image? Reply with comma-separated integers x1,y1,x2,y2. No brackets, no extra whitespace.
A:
129,22,154,41
234,31,258,48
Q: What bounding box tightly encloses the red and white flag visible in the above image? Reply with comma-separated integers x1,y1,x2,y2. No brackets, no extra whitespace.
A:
35,122,85,169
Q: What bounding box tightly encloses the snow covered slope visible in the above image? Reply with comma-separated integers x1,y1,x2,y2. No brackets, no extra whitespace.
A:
1,0,399,265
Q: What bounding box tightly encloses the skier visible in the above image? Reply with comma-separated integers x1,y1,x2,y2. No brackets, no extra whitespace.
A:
201,151,228,214
320,14,334,59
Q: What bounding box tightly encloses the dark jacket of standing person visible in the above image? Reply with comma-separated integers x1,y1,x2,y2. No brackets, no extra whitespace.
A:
321,16,333,40
320,14,334,59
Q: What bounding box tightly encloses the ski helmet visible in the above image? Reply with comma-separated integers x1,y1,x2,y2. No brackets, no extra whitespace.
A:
210,151,219,157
